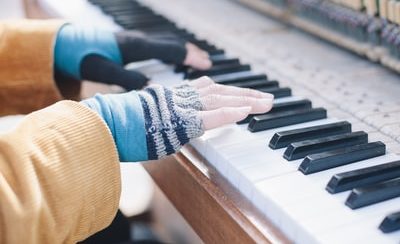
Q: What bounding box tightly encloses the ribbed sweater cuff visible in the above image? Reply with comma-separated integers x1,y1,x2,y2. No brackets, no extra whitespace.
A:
0,101,121,243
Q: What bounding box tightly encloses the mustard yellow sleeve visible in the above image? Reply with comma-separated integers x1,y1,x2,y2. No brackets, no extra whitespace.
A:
0,20,82,116
0,101,121,243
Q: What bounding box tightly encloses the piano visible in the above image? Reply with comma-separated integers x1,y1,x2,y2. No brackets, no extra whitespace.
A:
28,0,400,242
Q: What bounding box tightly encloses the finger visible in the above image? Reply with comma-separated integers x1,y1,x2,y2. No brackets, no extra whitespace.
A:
184,43,212,70
199,107,252,130
201,95,273,114
80,54,149,91
186,42,209,57
189,76,215,89
198,83,274,99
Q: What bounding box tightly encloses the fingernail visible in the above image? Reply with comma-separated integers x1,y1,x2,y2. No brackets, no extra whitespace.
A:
260,92,274,99
259,98,274,104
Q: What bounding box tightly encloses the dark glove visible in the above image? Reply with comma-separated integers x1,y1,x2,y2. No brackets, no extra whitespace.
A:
54,24,188,91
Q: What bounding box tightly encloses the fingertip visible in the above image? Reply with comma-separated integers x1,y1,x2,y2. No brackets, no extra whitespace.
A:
190,76,213,89
200,59,212,70
235,106,252,120
198,76,215,85
261,92,274,99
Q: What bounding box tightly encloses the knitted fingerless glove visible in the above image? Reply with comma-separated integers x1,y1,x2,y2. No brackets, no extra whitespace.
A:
81,84,204,162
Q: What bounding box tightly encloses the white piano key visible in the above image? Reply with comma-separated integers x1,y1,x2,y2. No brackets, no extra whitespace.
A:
385,141,400,154
355,105,400,120
315,198,400,244
351,122,378,133
364,111,400,129
368,131,395,143
381,123,400,140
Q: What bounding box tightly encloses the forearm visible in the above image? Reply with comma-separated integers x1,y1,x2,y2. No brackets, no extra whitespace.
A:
0,101,121,243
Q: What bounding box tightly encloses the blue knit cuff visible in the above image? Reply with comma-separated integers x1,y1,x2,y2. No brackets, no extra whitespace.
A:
81,91,148,162
54,24,122,80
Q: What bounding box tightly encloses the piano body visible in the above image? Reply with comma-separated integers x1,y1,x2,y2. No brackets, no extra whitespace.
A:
24,0,400,243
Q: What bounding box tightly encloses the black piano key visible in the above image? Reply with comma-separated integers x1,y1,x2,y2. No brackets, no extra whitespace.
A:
104,8,155,17
380,211,400,233
326,158,400,194
113,14,166,22
207,49,225,56
269,121,351,149
231,79,278,89
120,22,176,30
190,40,217,50
345,177,400,209
209,54,228,61
213,73,267,84
103,10,146,15
114,17,173,27
186,64,251,79
211,58,240,66
248,108,327,133
101,5,151,13
257,87,291,98
176,57,238,73
126,25,180,32
238,99,312,124
123,22,177,30
284,131,368,161
299,141,386,175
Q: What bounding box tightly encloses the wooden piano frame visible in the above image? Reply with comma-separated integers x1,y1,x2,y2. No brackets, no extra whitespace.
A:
22,0,290,242
145,146,290,243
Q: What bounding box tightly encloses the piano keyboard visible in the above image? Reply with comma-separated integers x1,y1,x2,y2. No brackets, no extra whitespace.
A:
39,0,400,242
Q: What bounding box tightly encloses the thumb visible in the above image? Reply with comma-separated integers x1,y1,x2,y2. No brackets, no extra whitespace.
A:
81,54,149,91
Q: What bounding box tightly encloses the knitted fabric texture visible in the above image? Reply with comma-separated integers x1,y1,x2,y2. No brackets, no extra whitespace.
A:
172,84,204,110
138,85,204,160
82,84,204,161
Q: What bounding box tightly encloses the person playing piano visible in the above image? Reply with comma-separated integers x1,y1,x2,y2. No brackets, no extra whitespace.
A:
0,20,274,243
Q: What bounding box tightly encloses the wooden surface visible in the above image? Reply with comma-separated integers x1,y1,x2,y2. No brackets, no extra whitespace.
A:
144,146,290,244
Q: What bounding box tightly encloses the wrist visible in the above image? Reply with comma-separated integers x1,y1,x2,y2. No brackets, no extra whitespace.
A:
54,24,122,80
81,91,148,162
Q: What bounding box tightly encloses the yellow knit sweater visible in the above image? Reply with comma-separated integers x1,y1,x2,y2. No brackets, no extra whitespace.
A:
0,20,81,116
0,101,121,243
0,20,121,243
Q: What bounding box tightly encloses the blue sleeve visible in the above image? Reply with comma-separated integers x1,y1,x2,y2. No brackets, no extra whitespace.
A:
54,24,122,80
81,91,148,162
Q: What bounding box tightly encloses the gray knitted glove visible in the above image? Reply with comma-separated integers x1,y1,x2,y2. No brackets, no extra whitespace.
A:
138,84,204,160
